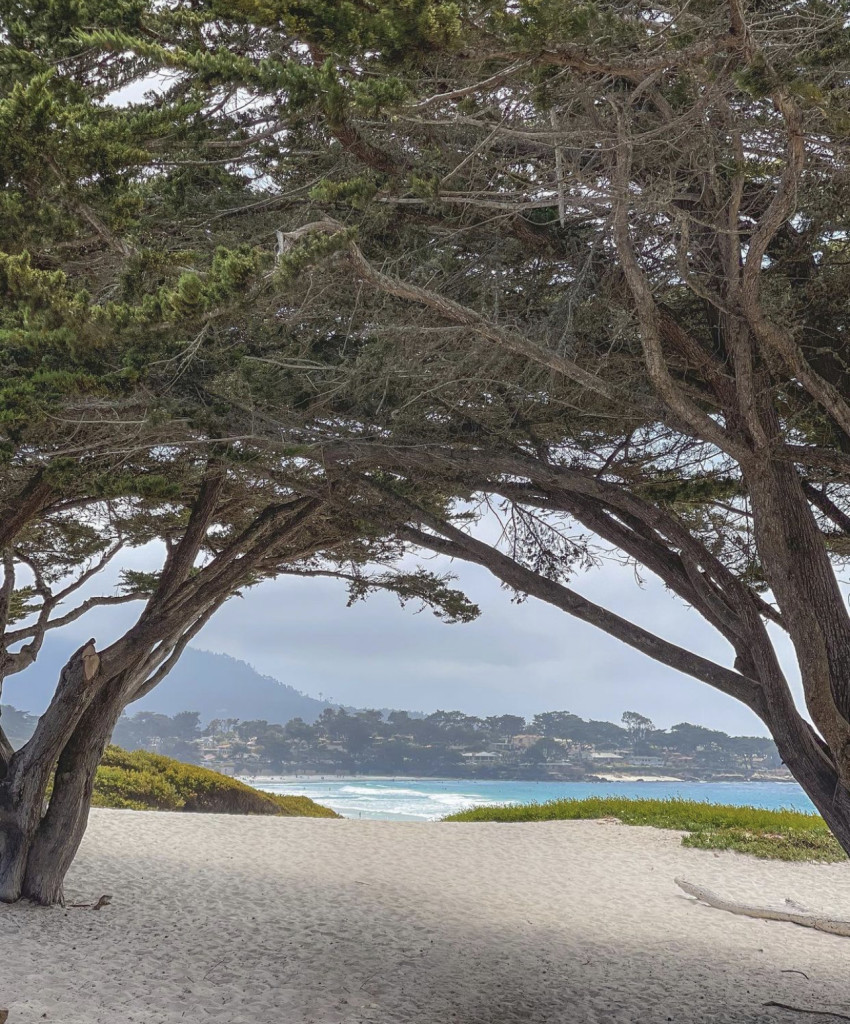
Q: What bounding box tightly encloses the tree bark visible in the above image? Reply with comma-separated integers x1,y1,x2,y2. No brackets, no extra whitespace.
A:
0,624,188,904
0,641,101,902
744,457,850,776
0,639,171,904
20,686,124,906
0,624,183,903
763,704,850,854
0,724,12,781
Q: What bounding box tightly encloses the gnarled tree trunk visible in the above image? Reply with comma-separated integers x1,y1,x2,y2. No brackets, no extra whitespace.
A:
0,625,197,905
20,686,125,906
0,640,101,903
764,708,850,855
0,479,335,904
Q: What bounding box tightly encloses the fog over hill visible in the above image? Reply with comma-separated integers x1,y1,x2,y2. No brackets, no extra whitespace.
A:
2,640,335,725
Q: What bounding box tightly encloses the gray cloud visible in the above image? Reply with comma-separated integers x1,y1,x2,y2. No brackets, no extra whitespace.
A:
186,557,775,735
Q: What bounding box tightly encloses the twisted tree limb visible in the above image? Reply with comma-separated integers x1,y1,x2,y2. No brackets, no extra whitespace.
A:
675,878,850,937
275,220,622,404
764,1003,850,1021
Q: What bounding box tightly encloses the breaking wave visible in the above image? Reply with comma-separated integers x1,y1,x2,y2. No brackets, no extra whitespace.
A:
243,776,814,821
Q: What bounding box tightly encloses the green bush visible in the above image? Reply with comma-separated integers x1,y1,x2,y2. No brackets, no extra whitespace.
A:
443,796,845,862
93,747,339,817
93,764,184,810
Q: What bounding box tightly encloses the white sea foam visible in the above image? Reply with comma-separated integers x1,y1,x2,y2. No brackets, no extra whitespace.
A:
264,781,496,819
329,788,489,820
250,777,815,820
339,785,441,797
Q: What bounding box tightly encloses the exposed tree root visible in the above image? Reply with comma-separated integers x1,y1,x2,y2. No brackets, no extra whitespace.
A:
764,1001,850,1020
67,894,112,910
675,878,850,937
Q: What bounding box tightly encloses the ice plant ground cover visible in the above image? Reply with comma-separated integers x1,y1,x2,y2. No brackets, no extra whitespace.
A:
445,797,845,862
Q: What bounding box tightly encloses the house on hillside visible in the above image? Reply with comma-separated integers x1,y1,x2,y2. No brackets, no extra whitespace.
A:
510,734,544,749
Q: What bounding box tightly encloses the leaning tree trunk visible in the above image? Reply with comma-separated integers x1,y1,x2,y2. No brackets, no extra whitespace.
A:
19,686,125,905
0,607,232,901
0,463,261,904
0,778,45,903
0,641,101,902
737,451,850,855
0,630,166,903
771,720,850,855
0,626,182,905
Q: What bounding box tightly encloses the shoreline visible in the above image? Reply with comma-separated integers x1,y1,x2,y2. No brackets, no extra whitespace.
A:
238,772,799,785
588,772,685,782
239,774,812,822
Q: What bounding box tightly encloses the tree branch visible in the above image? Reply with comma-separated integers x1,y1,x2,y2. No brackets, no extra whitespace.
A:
277,220,624,404
155,465,226,602
3,593,148,652
11,639,101,781
129,602,221,703
737,85,850,442
0,473,53,551
611,134,750,461
0,721,13,779
393,517,763,712
803,483,850,537
0,550,15,658
159,495,325,624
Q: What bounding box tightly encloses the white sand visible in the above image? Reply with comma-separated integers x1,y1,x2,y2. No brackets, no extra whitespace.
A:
3,810,850,1023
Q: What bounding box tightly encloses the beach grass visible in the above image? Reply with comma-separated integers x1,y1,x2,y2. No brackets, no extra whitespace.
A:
443,796,845,862
92,746,340,817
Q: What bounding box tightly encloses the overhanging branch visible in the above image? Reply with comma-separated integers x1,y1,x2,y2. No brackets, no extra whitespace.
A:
276,220,624,405
394,516,763,712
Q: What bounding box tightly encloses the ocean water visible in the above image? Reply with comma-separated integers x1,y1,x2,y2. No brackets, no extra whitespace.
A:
247,776,817,821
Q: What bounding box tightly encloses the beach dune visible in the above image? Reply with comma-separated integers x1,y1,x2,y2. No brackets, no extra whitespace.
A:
2,809,850,1023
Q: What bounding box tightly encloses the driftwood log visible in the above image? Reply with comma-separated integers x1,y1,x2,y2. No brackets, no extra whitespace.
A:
764,1002,850,1021
675,878,850,937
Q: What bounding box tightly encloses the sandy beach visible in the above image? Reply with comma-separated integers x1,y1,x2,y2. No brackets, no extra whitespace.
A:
3,810,850,1023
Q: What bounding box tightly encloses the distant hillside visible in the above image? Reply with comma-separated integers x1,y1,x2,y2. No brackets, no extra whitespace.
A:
136,648,334,723
0,705,38,748
2,640,333,725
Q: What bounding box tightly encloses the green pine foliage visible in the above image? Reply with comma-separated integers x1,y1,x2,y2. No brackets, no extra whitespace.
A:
93,746,339,817
444,798,845,862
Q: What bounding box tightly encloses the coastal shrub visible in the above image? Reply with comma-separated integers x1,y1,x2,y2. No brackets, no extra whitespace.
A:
93,765,184,811
93,747,339,817
443,797,845,862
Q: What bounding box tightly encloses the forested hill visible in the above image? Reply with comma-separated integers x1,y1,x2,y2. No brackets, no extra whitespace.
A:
2,642,333,724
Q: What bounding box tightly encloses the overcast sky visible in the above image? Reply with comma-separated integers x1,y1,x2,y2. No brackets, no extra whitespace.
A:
33,533,806,737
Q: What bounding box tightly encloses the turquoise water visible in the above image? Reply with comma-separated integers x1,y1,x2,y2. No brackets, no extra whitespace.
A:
248,776,816,821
